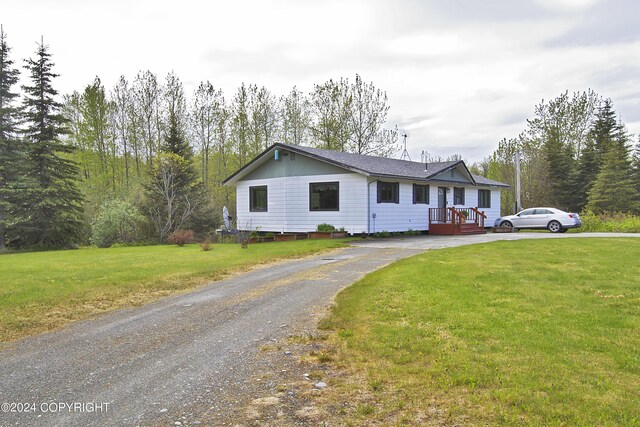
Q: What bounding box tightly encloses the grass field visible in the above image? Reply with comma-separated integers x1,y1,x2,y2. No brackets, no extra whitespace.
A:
319,238,640,425
0,239,347,342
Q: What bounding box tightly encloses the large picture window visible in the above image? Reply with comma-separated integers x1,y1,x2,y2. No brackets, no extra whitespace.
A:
413,184,429,204
377,181,399,204
309,182,339,211
478,189,491,208
453,187,465,205
249,185,268,212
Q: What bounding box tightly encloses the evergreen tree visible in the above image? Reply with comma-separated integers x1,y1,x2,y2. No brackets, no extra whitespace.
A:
590,99,617,164
633,138,640,207
18,39,84,248
586,127,637,213
0,26,22,250
575,137,599,211
542,124,580,211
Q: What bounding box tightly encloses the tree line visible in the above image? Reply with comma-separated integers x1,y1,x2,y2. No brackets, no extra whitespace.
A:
0,29,398,250
3,30,638,251
482,90,640,215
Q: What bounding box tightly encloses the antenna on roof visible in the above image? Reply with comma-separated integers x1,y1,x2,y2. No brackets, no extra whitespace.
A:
399,131,411,161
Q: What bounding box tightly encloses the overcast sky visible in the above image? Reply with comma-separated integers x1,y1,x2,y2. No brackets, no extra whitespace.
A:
3,0,639,162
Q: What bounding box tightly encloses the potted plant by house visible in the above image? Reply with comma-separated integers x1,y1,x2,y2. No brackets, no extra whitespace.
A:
330,227,348,238
459,210,469,223
308,223,336,239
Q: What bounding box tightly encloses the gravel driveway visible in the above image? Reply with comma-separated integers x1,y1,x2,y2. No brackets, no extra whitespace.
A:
1,232,637,426
0,246,420,426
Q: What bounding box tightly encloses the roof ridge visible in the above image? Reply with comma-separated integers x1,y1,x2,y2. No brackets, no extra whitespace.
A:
281,143,455,167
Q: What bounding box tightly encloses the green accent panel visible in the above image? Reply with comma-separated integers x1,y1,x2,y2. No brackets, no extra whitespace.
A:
432,166,472,183
242,151,349,180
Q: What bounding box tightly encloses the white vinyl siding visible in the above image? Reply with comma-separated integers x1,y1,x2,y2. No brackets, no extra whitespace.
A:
369,180,434,232
236,173,369,233
236,175,503,234
369,181,502,232
463,186,502,226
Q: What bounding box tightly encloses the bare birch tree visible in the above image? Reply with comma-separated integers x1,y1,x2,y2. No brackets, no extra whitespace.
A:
133,70,160,167
281,86,311,146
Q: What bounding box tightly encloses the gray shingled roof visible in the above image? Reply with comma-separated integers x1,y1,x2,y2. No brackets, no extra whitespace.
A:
224,143,509,187
285,144,459,179
473,174,509,187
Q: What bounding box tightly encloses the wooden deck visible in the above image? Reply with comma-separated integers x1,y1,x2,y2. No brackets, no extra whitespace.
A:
429,207,487,235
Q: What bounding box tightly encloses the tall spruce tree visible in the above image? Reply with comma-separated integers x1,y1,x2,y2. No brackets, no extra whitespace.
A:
633,138,640,208
542,124,579,211
590,99,617,164
575,137,599,211
0,26,22,250
586,126,636,213
19,39,84,248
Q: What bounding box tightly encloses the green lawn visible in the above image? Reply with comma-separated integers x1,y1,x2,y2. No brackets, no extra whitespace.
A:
320,238,640,425
0,239,347,342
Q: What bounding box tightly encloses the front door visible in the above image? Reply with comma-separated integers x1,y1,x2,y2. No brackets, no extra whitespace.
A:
438,187,447,221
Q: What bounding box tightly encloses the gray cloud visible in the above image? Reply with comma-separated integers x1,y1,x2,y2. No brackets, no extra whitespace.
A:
590,65,640,90
545,0,640,47
4,0,640,163
422,0,552,23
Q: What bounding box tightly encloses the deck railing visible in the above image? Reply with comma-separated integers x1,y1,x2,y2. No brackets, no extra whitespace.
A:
429,207,486,227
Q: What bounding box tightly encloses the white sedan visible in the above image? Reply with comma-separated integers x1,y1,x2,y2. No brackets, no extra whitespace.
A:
494,208,582,233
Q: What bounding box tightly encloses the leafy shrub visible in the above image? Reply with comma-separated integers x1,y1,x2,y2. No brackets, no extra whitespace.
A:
405,229,422,236
90,200,144,248
374,231,391,238
579,210,640,233
249,226,262,239
264,232,275,239
168,229,195,246
316,223,336,232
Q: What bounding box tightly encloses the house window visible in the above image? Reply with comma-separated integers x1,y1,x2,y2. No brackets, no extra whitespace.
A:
453,187,465,205
478,189,491,208
249,186,267,212
377,181,399,204
413,184,429,204
310,182,339,211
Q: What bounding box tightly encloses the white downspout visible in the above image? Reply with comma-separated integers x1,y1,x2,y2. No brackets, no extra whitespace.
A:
367,180,374,234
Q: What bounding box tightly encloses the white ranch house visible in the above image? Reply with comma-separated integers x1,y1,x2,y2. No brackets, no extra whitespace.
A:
223,144,509,235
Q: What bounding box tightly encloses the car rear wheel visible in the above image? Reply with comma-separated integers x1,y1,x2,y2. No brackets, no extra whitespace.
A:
548,220,562,233
499,220,513,229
